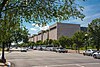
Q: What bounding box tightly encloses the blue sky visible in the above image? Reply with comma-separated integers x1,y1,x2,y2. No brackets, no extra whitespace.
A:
23,0,100,35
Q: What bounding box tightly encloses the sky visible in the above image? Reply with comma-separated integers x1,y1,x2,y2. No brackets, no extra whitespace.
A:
23,0,100,36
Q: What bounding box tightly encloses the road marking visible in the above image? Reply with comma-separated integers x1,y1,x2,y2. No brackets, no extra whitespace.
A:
32,63,100,67
76,64,85,67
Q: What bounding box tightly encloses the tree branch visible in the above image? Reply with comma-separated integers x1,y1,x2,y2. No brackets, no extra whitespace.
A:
0,0,9,17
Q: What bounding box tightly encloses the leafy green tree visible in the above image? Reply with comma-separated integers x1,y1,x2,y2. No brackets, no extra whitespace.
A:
21,27,29,43
43,39,49,45
18,43,28,47
0,0,85,63
0,16,21,63
52,40,60,47
73,43,77,50
36,40,43,46
13,28,23,45
87,34,96,49
58,36,67,48
0,20,28,62
58,36,73,48
48,39,53,45
88,18,100,51
72,31,85,53
12,26,29,46
67,37,73,49
0,0,85,23
28,42,35,49
43,39,53,45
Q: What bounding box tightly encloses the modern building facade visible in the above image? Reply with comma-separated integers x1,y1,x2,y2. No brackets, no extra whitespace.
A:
29,23,81,42
28,36,34,42
43,30,49,42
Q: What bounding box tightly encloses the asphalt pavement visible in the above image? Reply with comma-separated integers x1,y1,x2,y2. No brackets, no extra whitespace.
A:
5,50,100,67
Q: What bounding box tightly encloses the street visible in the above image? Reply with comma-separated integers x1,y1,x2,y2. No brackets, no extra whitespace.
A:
5,50,100,67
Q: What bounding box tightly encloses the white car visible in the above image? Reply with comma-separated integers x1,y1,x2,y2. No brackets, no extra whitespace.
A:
93,51,100,59
83,49,97,56
56,47,68,53
21,48,27,52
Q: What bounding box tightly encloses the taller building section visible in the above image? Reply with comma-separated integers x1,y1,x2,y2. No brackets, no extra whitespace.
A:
57,23,80,39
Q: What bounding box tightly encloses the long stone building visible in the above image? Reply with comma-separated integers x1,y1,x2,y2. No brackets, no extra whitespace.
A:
29,23,82,42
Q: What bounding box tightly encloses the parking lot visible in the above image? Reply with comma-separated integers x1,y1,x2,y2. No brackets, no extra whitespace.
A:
6,50,100,67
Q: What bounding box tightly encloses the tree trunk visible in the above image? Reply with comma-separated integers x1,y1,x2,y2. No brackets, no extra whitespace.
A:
77,47,80,54
96,39,99,51
1,42,6,63
8,42,11,51
85,45,87,50
97,43,99,51
0,0,9,18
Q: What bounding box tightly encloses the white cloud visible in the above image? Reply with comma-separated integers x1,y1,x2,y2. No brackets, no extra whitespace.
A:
29,30,38,36
65,13,100,27
32,23,35,26
32,23,39,27
30,28,37,31
35,24,39,27
40,25,49,30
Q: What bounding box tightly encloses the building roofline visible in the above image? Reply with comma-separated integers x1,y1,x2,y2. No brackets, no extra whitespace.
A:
56,22,80,25
33,22,80,35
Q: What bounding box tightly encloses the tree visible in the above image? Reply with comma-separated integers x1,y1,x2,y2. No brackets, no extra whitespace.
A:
18,43,28,47
62,37,73,48
0,0,85,63
0,16,21,63
52,40,60,47
43,39,48,45
72,31,85,53
28,42,35,49
0,0,85,23
0,20,29,63
88,18,100,51
13,28,23,45
43,39,53,45
48,39,53,45
67,37,73,49
36,40,43,46
58,36,73,48
58,36,68,48
22,27,29,43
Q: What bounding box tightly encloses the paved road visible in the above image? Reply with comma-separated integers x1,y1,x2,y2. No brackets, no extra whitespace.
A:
5,50,100,67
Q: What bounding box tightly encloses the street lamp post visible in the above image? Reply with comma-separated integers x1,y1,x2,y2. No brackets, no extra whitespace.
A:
85,34,88,50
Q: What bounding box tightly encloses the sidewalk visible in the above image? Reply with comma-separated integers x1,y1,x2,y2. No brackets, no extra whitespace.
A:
0,62,11,67
0,63,8,67
68,50,84,54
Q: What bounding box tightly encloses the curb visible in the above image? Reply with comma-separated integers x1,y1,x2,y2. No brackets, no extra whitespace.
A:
5,62,11,67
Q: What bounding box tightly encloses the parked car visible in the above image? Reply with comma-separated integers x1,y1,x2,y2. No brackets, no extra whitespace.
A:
41,45,46,51
45,45,54,51
92,51,100,59
83,49,97,56
52,47,58,52
56,47,68,53
21,48,27,52
36,46,41,50
33,46,37,50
